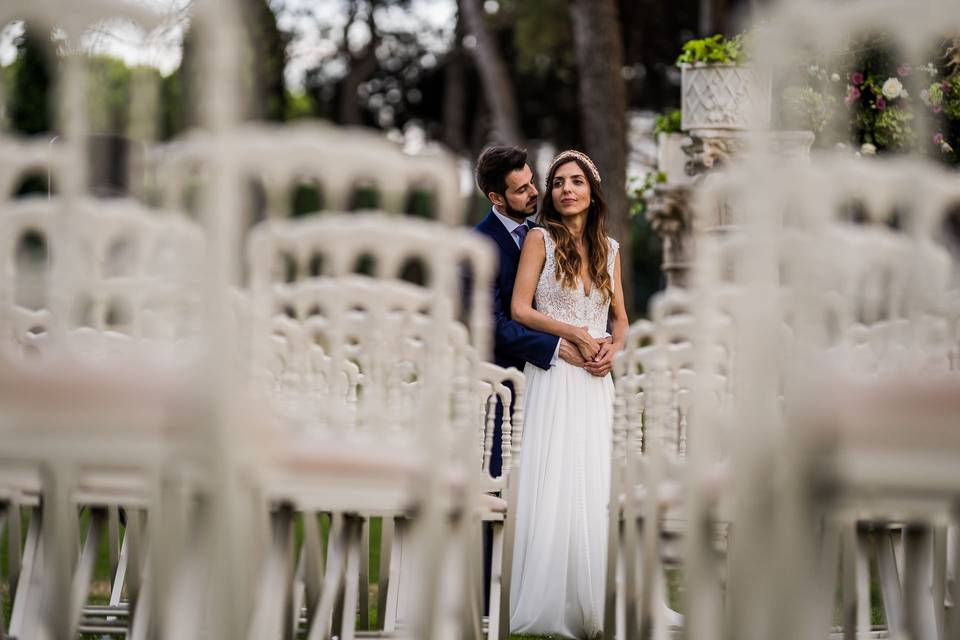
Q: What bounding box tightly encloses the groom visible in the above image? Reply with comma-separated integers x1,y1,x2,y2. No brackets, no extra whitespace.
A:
473,145,588,478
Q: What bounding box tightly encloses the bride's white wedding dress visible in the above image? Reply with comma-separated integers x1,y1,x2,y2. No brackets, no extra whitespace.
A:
510,228,617,639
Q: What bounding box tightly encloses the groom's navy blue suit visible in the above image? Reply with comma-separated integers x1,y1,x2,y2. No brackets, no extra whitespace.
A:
474,208,560,614
474,209,559,477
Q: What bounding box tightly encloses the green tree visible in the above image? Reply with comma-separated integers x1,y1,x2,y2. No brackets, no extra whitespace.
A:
8,27,53,136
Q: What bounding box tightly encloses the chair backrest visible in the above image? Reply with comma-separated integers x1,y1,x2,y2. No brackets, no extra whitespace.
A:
254,275,445,437
476,362,525,488
153,122,464,225
246,212,496,362
0,197,204,364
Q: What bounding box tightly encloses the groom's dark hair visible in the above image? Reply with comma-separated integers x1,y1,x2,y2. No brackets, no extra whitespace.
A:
475,146,528,199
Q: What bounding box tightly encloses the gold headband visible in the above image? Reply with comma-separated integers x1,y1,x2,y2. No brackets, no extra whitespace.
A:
548,149,601,184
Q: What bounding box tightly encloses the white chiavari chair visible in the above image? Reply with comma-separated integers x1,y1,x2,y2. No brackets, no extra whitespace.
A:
241,214,495,640
684,148,960,640
0,194,205,639
606,287,731,640
473,362,525,640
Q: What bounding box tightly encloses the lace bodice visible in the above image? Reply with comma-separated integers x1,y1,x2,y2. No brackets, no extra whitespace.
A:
531,227,619,337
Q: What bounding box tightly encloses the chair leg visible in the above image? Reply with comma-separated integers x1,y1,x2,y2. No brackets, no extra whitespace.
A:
69,506,107,635
128,571,152,640
840,524,870,640
246,505,295,640
487,520,504,640
9,505,41,638
108,506,121,586
903,524,937,640
934,525,948,640
603,508,622,640
876,528,905,635
339,516,363,640
0,505,7,640
292,546,307,637
358,517,370,631
308,512,348,640
126,508,146,619
382,518,405,633
303,511,324,624
497,515,516,640
947,519,960,640
39,469,78,639
377,516,395,630
6,502,22,606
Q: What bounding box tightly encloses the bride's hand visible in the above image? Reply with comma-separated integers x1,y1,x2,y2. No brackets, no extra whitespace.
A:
571,326,601,359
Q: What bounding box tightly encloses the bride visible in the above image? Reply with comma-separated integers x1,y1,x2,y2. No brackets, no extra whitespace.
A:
508,149,628,639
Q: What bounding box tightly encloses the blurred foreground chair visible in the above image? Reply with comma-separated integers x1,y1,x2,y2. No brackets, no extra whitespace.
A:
241,212,496,640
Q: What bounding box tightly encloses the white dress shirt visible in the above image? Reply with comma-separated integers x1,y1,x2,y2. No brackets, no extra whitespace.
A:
492,207,561,366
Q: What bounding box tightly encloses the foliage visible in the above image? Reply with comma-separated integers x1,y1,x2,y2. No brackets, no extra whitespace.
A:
7,27,53,135
653,109,682,135
675,33,747,66
627,171,666,313
87,56,134,135
509,0,575,76
627,170,667,218
285,90,316,120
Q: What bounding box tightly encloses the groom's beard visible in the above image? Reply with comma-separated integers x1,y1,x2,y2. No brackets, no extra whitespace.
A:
504,197,538,221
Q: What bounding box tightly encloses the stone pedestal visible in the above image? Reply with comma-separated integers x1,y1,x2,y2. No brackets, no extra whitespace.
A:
646,129,815,287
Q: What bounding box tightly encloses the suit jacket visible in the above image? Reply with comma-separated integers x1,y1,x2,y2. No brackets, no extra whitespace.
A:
474,209,559,371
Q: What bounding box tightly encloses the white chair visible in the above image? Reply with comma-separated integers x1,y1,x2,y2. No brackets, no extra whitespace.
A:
241,213,496,640
472,362,525,640
0,194,206,639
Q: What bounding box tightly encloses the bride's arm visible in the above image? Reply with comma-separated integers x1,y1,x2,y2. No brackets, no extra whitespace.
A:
608,252,629,351
585,251,628,377
511,231,601,358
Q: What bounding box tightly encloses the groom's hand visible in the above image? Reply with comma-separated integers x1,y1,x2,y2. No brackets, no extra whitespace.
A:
584,337,614,377
558,338,586,367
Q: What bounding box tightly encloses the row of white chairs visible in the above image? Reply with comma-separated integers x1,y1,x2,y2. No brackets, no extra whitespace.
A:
605,154,960,640
0,194,528,640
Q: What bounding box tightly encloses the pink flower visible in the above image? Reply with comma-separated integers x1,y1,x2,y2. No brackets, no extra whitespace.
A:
851,72,865,85
844,86,861,106
942,80,951,91
897,64,912,77
875,97,887,110
934,133,945,145
933,104,943,113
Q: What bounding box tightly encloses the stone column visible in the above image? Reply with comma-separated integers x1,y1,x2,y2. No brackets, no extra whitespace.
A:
647,129,815,287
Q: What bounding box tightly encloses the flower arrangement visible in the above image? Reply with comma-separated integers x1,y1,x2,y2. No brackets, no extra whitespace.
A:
779,36,960,163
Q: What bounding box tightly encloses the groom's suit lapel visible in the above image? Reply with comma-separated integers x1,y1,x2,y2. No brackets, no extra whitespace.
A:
480,209,522,263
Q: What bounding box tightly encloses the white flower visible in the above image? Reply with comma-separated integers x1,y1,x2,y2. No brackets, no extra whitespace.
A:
920,89,931,105
881,77,904,99
831,73,841,82
860,143,877,156
920,62,938,76
900,88,909,99
808,64,820,76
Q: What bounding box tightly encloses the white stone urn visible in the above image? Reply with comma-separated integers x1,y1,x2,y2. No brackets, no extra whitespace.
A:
657,132,688,184
680,64,772,130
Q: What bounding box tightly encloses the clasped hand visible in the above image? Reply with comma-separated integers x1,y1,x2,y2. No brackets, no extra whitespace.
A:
558,327,615,377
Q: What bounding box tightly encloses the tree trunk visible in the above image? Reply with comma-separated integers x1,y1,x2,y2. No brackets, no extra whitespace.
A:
443,13,467,152
569,0,633,313
458,0,523,145
339,6,379,126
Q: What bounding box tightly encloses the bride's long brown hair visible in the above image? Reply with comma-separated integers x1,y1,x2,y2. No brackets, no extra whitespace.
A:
537,155,612,302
